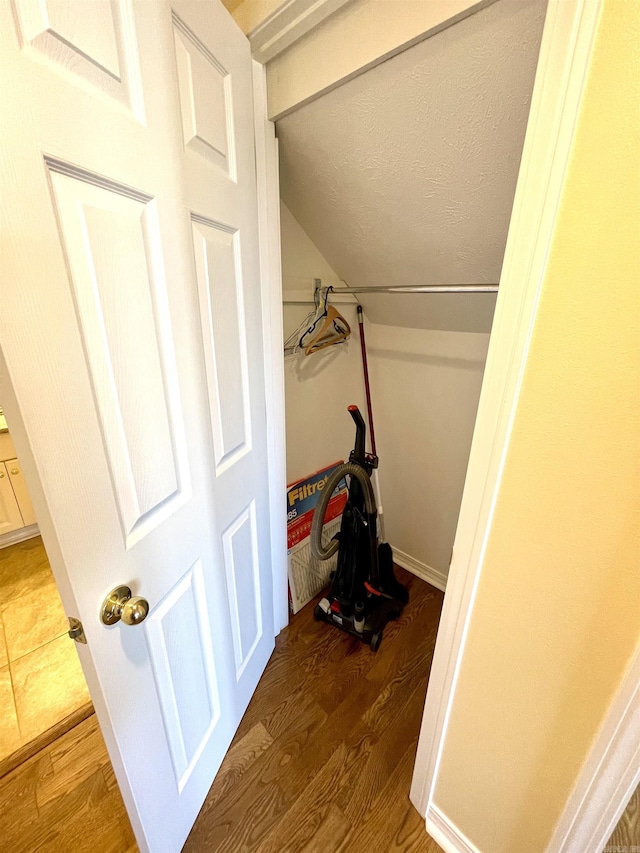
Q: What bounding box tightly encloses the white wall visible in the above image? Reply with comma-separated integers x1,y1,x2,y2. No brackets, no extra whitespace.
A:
281,203,367,483
262,0,491,120
281,203,490,584
368,324,489,583
280,201,340,289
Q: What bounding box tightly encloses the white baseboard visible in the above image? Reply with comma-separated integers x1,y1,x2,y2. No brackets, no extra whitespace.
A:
427,804,481,853
392,546,448,592
0,523,39,549
548,644,640,853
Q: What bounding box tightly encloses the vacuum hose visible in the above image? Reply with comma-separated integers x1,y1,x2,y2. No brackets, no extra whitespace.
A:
310,462,377,561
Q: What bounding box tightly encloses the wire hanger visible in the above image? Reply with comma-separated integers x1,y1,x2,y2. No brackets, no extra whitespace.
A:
284,280,351,357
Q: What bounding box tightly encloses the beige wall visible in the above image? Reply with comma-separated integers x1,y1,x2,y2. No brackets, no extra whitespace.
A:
225,0,285,33
431,2,640,851
368,324,489,579
281,203,367,483
227,0,489,120
280,201,341,291
220,0,245,14
266,0,490,118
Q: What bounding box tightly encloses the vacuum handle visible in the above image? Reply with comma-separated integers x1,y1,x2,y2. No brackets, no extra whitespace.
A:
348,405,366,464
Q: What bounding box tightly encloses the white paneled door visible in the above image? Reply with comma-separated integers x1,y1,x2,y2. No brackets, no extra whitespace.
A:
0,2,275,851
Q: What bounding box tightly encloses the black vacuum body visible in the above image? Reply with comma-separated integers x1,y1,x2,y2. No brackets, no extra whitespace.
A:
309,406,409,652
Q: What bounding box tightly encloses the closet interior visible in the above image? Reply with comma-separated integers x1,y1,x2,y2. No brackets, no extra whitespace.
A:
278,0,548,595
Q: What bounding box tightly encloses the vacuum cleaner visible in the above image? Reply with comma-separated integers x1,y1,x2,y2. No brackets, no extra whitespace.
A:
309,405,409,652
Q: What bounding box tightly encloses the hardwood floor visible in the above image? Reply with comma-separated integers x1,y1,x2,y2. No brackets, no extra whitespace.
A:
604,783,640,851
185,567,445,853
0,567,443,852
2,559,632,853
0,713,136,853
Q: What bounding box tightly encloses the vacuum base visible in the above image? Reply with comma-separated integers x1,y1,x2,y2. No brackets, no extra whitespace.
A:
313,593,405,652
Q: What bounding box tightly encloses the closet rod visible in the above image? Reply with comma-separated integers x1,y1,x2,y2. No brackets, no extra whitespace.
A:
330,284,498,294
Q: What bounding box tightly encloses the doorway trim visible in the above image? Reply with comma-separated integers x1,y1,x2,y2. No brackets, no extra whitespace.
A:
547,646,640,853
408,0,618,848
252,59,290,636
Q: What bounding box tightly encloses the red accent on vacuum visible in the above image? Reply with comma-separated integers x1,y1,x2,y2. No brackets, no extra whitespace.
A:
356,305,377,457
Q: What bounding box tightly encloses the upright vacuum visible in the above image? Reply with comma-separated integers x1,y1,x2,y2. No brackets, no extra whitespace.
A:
309,404,408,652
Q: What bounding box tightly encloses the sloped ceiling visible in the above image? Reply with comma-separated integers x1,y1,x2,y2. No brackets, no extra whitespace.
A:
220,0,244,13
276,0,547,333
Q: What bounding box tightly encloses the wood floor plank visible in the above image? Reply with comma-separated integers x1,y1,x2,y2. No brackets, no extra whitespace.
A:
311,633,380,715
234,640,321,740
34,767,136,853
604,782,639,851
184,775,289,852
198,722,274,813
0,752,51,852
346,739,422,853
276,673,384,802
257,733,378,853
300,802,352,852
102,760,119,792
0,713,136,853
36,714,109,808
387,802,445,853
335,591,440,818
184,693,328,851
259,682,327,742
185,567,445,853
340,679,429,825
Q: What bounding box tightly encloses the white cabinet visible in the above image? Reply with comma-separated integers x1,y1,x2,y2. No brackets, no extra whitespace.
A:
6,460,36,526
0,461,25,535
0,431,39,546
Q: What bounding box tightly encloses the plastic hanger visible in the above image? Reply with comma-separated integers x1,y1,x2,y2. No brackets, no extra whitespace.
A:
302,303,351,354
284,282,351,356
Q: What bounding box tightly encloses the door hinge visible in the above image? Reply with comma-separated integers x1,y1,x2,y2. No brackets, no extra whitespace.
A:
68,616,87,644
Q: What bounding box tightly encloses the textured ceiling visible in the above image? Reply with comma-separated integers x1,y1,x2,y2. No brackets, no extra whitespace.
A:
276,0,548,333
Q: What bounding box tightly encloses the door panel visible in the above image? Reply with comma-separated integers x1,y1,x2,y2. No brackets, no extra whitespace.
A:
222,500,263,679
47,163,190,545
145,560,221,793
0,2,274,851
12,0,144,116
191,216,251,472
173,15,234,174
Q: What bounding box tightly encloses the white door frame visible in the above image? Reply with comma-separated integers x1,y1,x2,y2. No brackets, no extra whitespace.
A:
252,59,289,635
409,0,639,850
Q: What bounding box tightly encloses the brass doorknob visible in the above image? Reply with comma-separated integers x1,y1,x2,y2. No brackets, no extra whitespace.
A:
101,585,149,626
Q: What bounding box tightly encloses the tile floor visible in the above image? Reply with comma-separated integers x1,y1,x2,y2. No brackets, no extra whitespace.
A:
0,537,91,764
